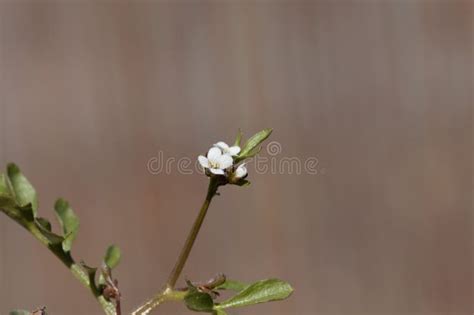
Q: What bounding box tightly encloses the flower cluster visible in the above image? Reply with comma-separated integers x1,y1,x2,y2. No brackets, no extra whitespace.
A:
198,142,247,180
197,129,272,185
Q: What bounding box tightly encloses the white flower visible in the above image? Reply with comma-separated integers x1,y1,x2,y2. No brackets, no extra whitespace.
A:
234,163,247,179
214,141,241,156
198,147,233,175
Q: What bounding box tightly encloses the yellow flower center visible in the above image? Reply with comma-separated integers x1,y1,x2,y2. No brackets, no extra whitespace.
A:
209,161,219,169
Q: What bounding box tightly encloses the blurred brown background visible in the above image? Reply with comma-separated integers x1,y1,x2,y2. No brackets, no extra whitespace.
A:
0,1,472,315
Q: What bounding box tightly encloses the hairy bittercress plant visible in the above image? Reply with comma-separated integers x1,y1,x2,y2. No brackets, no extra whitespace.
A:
1,129,293,315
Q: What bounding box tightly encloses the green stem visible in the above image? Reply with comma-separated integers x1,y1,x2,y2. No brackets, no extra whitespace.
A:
132,177,219,315
131,288,186,315
167,177,218,288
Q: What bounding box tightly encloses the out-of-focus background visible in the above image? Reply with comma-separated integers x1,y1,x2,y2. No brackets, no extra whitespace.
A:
0,1,472,315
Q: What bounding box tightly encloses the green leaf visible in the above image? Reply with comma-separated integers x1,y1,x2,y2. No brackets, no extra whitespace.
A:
35,218,64,244
216,279,247,292
213,310,228,315
215,279,293,310
243,146,262,159
0,173,15,208
104,245,121,269
238,128,272,160
16,204,35,222
185,285,215,313
81,261,98,277
98,245,121,287
233,129,243,147
7,163,38,215
54,198,79,252
80,261,99,294
36,217,52,231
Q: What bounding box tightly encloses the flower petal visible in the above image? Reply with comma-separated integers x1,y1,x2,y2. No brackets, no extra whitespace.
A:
228,146,241,156
207,147,222,163
210,168,225,175
198,155,210,168
235,163,247,178
214,141,229,150
218,154,233,169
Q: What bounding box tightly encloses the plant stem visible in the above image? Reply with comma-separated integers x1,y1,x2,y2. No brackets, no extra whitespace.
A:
0,210,116,315
131,288,186,315
132,177,219,315
167,177,219,288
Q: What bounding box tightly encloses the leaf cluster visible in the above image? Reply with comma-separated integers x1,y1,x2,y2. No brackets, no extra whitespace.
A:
184,278,293,315
0,164,121,314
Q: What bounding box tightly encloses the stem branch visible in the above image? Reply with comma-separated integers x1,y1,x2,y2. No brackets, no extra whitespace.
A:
131,288,186,315
0,210,116,315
